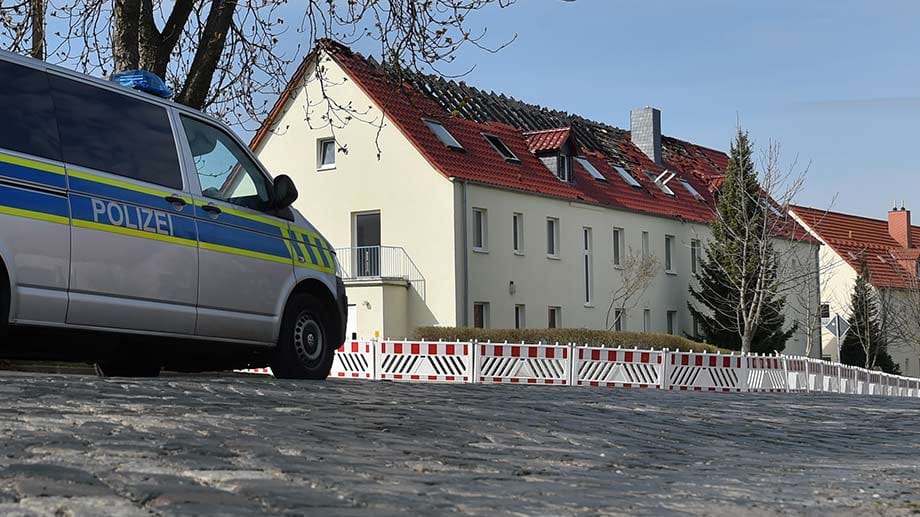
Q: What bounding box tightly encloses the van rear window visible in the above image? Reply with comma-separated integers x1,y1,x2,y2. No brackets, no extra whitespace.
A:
0,60,61,162
49,74,181,189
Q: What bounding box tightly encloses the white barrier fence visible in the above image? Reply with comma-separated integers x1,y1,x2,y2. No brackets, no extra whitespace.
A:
239,340,920,398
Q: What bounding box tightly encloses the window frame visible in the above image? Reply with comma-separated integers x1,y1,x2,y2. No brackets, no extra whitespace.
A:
575,157,607,182
546,217,560,258
424,118,464,150
583,227,594,305
512,212,524,254
643,308,651,333
317,137,336,170
641,231,650,258
612,165,642,188
666,310,678,335
665,234,676,273
548,306,561,328
690,239,701,274
472,207,488,252
483,133,520,163
514,304,526,329
178,112,278,214
612,227,624,267
473,302,490,328
614,308,625,331
556,155,573,183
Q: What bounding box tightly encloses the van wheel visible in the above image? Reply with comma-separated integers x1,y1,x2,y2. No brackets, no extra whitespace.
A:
0,262,9,337
271,293,335,380
94,361,161,378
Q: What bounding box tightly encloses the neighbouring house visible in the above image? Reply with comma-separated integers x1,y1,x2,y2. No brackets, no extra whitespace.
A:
252,40,820,355
790,205,920,376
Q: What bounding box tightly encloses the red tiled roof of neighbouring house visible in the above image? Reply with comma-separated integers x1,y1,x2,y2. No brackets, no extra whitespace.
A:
791,205,920,289
524,128,571,153
252,40,812,236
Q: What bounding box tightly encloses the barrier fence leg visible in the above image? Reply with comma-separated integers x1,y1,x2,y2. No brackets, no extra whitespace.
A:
371,338,380,381
471,340,480,384
566,343,576,387
739,353,750,392
660,348,670,390
782,355,790,393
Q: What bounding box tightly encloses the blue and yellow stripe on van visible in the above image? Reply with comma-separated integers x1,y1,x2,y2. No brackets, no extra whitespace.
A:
68,168,193,213
0,181,69,225
290,226,336,274
0,152,67,190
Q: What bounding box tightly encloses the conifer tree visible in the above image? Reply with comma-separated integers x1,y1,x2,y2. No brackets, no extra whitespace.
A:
840,258,901,374
688,129,795,353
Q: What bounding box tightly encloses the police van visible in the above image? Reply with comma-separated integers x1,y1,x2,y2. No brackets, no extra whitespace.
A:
0,51,346,378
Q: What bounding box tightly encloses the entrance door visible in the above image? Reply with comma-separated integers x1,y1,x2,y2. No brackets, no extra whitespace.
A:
353,212,380,277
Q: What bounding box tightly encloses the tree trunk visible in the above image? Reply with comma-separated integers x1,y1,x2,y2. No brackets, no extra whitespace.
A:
175,0,235,109
741,327,753,353
29,0,44,60
113,0,141,72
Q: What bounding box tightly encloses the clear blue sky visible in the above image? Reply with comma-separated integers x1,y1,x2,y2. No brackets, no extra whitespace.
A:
338,0,919,218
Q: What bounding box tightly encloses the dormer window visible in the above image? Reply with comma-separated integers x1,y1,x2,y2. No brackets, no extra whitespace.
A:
575,157,607,182
556,154,573,182
482,133,519,162
424,118,463,150
611,164,641,187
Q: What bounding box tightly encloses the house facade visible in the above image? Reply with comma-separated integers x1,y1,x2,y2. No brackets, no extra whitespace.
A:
790,205,920,377
252,41,820,356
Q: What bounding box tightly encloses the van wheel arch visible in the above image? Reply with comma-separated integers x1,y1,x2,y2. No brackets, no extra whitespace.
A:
283,279,342,346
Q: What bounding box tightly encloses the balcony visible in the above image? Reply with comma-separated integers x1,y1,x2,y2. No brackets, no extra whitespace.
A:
335,246,426,299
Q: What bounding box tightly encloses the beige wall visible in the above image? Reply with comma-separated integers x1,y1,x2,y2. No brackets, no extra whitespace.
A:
254,53,457,336
461,183,818,355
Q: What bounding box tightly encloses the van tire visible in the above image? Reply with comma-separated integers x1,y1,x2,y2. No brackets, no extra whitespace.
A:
0,261,9,337
271,293,335,380
94,361,161,378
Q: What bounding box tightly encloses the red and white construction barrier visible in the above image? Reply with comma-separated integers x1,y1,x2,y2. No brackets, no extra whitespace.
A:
234,339,920,399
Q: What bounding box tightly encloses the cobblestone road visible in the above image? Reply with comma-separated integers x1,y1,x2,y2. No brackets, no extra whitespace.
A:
0,372,917,516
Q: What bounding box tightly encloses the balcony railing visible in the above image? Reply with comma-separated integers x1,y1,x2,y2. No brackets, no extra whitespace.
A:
335,246,426,300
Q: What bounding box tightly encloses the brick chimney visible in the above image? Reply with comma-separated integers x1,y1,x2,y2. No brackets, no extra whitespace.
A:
888,205,912,249
630,107,662,166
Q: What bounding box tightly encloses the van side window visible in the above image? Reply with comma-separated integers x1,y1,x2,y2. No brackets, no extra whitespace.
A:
0,60,61,162
179,115,273,213
49,74,181,189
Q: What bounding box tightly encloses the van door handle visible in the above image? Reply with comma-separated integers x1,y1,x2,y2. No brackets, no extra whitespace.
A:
201,204,222,216
164,195,187,207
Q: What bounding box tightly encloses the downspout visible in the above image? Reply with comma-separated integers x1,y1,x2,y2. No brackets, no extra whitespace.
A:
459,179,469,326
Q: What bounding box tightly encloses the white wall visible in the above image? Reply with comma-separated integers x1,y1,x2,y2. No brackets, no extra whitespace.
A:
461,183,818,354
254,53,457,336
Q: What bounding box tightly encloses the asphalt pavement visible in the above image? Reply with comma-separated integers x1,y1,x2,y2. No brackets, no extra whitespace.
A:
0,372,917,516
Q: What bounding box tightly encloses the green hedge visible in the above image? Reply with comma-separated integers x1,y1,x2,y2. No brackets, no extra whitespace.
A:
413,327,728,353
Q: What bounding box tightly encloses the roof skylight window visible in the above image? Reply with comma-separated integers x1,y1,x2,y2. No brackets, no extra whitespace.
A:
679,179,703,199
483,133,519,162
424,119,463,150
575,157,607,182
611,165,641,187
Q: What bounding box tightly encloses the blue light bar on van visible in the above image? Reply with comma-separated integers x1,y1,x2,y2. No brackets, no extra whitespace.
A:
110,70,172,99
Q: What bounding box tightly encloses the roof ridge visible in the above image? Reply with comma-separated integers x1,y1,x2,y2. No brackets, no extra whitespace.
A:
793,204,920,231
522,127,571,135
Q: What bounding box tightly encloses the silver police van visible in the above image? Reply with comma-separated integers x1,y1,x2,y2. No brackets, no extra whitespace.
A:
0,51,346,378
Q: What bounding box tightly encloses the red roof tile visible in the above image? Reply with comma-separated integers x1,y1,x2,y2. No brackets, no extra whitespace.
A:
524,128,571,153
252,41,812,236
791,205,920,288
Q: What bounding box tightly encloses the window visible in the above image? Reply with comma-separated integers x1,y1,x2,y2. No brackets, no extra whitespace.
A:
641,231,650,258
317,138,336,169
667,311,678,335
613,308,625,331
643,308,651,333
0,61,61,162
612,227,624,267
665,235,675,272
424,119,463,150
483,134,519,162
680,179,703,199
690,239,701,274
583,227,593,305
556,155,573,182
513,213,524,253
548,307,561,328
575,157,606,182
692,315,701,338
514,304,526,329
181,116,273,212
647,170,675,196
472,208,488,251
612,165,641,187
473,302,490,328
820,303,830,320
546,217,559,257
51,74,180,188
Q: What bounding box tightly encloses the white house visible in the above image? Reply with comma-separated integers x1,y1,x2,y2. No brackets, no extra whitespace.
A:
790,205,920,376
252,41,820,355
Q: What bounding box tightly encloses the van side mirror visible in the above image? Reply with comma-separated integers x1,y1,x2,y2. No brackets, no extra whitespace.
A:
272,174,298,210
